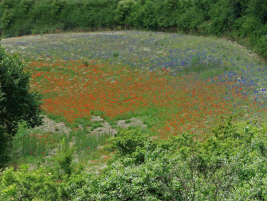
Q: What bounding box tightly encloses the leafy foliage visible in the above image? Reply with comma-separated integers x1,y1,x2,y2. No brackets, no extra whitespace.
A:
104,127,151,165
0,46,43,167
2,120,267,200
177,5,205,32
52,138,76,178
0,47,43,135
0,164,59,200
0,125,10,166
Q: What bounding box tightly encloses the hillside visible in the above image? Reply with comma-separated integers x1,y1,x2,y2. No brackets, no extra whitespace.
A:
1,0,267,199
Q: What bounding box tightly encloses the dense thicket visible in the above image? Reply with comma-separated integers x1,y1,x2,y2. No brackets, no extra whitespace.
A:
2,119,267,200
0,0,266,60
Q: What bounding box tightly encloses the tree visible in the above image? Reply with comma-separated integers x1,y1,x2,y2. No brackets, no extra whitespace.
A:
0,45,43,167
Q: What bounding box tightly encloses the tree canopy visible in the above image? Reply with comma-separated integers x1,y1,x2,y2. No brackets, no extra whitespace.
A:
0,45,43,166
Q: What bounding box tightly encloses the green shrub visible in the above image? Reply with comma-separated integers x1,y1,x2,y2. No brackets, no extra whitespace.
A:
1,120,267,199
234,15,263,38
246,0,267,24
115,0,136,25
52,138,75,178
98,118,267,200
256,34,267,59
0,0,35,37
208,0,233,35
177,6,205,32
77,0,119,29
104,127,149,156
0,165,59,200
0,125,11,167
113,51,119,57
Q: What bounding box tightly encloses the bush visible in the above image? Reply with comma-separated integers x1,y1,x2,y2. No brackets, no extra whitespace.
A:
2,120,267,199
104,127,149,157
234,15,263,38
177,6,205,33
99,118,267,200
52,138,76,178
0,125,10,166
0,165,59,200
256,34,267,59
208,0,233,35
115,0,136,25
0,0,35,37
30,0,64,34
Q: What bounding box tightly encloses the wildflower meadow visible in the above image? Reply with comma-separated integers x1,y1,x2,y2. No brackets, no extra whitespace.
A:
1,31,267,200
1,31,266,163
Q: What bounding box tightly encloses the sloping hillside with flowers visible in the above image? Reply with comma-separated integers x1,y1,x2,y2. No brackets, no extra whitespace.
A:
1,31,267,200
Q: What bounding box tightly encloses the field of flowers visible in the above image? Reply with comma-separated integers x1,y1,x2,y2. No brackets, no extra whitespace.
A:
1,31,267,165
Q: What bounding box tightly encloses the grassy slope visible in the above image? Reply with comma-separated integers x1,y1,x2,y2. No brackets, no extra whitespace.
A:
1,30,267,169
